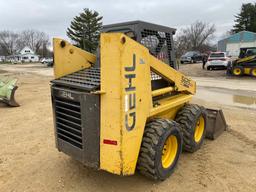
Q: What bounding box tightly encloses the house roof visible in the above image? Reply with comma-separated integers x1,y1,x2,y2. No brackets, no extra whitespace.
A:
218,31,256,44
19,46,36,55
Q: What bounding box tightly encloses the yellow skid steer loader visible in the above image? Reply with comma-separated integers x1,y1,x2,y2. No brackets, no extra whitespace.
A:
227,47,256,77
50,21,226,180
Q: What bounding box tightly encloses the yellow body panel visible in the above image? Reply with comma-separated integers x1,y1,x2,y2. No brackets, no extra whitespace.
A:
244,67,251,75
150,57,196,94
149,94,192,117
100,33,194,175
237,56,255,63
52,33,195,176
100,34,152,175
53,38,96,79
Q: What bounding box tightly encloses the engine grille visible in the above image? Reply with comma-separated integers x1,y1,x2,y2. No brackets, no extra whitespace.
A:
52,67,100,91
55,96,83,149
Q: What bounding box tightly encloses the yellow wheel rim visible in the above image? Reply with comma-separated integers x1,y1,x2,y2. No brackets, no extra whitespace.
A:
161,135,178,168
194,116,205,143
233,68,241,75
252,69,256,77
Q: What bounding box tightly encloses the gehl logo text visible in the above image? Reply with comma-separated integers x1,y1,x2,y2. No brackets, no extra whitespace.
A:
124,54,137,131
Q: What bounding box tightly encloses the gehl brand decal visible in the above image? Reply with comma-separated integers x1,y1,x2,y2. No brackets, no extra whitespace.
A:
124,54,137,131
59,90,75,100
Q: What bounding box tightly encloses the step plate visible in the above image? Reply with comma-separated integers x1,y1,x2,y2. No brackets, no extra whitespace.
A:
51,67,100,91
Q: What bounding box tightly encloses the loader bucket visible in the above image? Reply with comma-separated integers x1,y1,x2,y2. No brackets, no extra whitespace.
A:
0,77,20,107
205,108,227,140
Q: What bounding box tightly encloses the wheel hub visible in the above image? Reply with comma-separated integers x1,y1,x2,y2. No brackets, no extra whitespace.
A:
162,135,178,168
233,68,241,75
194,116,205,143
252,69,256,76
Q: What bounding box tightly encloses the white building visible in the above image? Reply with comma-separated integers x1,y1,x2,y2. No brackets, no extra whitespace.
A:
18,47,39,62
0,56,5,62
217,31,256,57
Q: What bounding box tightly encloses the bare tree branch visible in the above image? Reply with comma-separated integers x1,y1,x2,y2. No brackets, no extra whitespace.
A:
175,21,216,57
17,30,50,54
0,30,19,55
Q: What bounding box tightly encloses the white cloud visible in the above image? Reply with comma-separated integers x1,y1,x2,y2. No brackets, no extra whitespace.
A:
0,0,252,43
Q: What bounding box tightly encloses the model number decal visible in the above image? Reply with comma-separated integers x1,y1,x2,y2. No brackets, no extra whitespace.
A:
124,54,136,131
181,76,192,88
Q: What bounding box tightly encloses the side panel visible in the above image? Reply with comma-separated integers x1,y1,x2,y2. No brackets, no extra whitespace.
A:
81,94,100,168
150,56,196,94
51,86,100,169
121,36,152,175
149,94,193,117
100,33,152,175
53,38,96,79
100,34,122,174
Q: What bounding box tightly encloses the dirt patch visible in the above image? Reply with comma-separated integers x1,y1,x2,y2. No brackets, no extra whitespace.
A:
0,63,53,77
179,63,226,77
0,70,7,74
0,67,256,192
179,63,255,80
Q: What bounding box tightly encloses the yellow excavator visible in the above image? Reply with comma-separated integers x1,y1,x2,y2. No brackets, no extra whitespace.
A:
50,21,226,180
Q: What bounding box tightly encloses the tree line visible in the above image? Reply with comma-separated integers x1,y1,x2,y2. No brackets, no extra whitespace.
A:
174,21,216,57
1,3,254,59
66,2,256,58
232,2,256,33
66,9,216,57
0,29,51,57
1,2,247,59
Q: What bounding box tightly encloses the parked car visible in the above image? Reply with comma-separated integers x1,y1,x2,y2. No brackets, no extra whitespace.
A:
180,51,203,64
205,52,230,70
47,60,54,67
11,59,22,64
41,58,53,66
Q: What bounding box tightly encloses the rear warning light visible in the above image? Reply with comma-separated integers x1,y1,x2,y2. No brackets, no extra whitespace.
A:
103,139,118,145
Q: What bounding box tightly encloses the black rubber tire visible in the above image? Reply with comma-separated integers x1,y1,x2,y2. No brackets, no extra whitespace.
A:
207,66,210,70
232,66,244,76
175,104,207,153
250,67,256,77
226,68,232,76
181,61,184,64
137,119,182,180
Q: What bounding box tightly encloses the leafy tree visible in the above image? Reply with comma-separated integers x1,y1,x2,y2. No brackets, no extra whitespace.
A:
232,3,256,33
67,8,103,53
